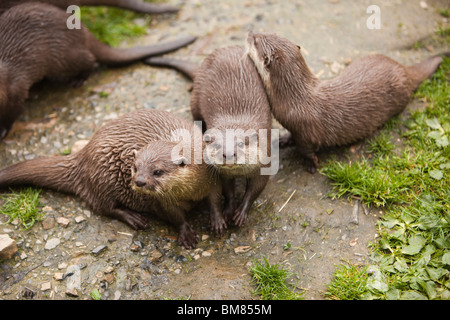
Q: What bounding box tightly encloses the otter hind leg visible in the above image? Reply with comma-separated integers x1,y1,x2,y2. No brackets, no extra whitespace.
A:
279,132,295,148
299,149,319,174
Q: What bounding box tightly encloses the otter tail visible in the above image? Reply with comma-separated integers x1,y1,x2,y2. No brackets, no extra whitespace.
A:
89,34,197,66
144,57,198,80
0,156,76,195
80,0,179,14
407,52,450,90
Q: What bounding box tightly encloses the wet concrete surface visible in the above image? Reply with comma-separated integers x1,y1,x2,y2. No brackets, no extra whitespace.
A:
0,0,448,300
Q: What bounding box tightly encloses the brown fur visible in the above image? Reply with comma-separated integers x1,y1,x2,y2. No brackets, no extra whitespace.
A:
0,109,216,249
246,32,446,173
145,46,272,232
0,3,196,139
0,0,179,16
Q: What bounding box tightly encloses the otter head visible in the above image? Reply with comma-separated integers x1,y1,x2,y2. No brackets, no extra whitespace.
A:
246,32,306,89
130,141,191,197
203,126,265,176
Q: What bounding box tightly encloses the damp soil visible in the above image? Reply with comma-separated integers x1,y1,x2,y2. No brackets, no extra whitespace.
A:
0,0,448,300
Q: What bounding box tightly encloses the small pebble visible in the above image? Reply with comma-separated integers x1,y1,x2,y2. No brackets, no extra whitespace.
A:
92,245,107,255
44,238,60,250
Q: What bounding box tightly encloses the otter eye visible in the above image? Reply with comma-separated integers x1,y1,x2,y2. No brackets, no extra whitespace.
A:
153,170,164,176
263,55,270,68
204,134,214,144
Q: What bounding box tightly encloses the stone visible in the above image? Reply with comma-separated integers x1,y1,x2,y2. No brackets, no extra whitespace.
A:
149,249,163,262
0,234,18,259
41,282,52,291
44,238,60,250
65,265,81,291
54,272,65,281
65,288,79,297
56,217,71,228
92,245,107,255
41,217,55,230
75,215,86,223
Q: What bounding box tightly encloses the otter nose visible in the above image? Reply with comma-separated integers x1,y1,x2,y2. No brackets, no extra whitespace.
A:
223,151,235,160
135,177,146,187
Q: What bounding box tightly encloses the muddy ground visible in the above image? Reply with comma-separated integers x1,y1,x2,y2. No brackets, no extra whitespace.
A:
0,0,448,300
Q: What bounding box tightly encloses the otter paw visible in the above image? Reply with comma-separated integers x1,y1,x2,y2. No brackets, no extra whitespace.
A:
210,215,227,236
178,224,198,249
306,154,319,174
279,133,295,148
114,209,148,230
232,208,248,227
223,203,236,224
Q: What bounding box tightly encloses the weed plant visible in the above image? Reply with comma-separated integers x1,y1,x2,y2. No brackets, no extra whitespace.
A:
321,57,450,299
0,188,43,230
249,256,304,300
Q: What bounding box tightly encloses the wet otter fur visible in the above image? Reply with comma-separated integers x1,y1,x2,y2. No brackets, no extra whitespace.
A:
0,3,196,140
0,0,179,16
0,109,216,249
145,46,273,232
246,32,447,173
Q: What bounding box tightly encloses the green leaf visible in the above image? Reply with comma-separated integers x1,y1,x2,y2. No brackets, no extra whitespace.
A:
425,117,443,130
400,291,428,300
429,169,443,180
402,236,426,255
427,267,449,281
418,280,437,300
440,161,450,169
89,289,101,300
443,252,450,266
393,258,409,273
386,288,401,300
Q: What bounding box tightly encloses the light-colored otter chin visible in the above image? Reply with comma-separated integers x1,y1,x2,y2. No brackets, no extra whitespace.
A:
245,40,271,88
216,163,260,177
131,184,162,196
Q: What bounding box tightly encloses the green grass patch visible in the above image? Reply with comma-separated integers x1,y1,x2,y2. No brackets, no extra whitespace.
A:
0,188,44,230
321,56,450,299
325,262,370,300
80,1,155,46
249,256,303,300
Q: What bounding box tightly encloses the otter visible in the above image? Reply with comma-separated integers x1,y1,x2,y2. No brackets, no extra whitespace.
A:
0,3,196,140
246,32,447,173
145,46,273,233
0,109,216,249
0,0,179,16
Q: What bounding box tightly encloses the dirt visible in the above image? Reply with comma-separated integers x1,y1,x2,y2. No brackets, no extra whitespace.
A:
0,0,448,300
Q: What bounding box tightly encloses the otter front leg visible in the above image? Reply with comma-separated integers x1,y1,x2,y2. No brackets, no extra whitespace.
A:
208,181,227,236
108,207,149,230
233,175,269,227
160,206,199,249
222,177,236,223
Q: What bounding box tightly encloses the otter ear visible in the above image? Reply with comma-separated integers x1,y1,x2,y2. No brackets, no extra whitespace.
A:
297,45,301,51
131,149,138,157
